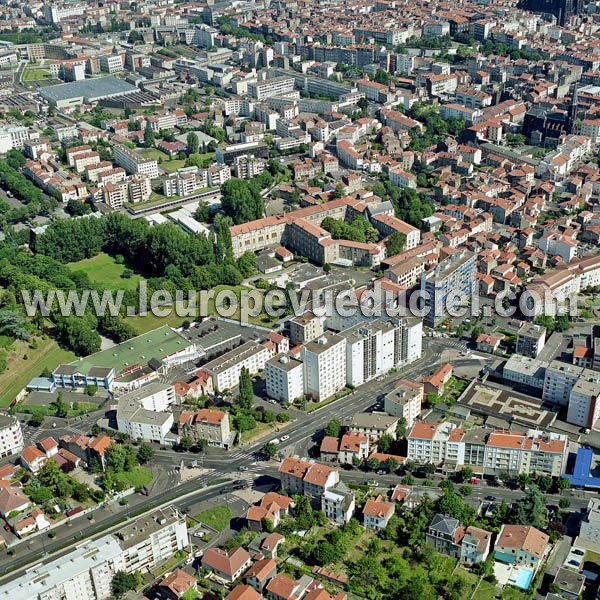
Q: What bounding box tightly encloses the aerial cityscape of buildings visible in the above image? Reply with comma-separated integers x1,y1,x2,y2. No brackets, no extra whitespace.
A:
0,0,599,597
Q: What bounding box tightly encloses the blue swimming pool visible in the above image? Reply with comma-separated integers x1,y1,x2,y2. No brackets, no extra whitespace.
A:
513,568,534,590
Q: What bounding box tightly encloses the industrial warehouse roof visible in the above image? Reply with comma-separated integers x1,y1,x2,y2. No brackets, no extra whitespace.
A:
40,76,137,103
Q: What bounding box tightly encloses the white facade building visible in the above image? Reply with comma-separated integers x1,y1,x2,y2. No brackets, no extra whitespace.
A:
301,334,346,401
0,414,24,458
265,354,304,403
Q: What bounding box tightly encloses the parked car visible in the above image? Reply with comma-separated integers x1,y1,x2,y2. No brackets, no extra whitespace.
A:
468,478,480,484
377,470,386,475
281,435,290,441
238,465,249,471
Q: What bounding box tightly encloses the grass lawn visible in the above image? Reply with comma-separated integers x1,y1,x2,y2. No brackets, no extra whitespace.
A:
474,579,501,599
129,285,280,334
18,401,98,419
454,567,480,596
115,466,153,489
139,148,169,161
195,506,233,532
22,68,52,81
0,337,76,406
162,159,186,173
67,252,143,292
238,420,279,446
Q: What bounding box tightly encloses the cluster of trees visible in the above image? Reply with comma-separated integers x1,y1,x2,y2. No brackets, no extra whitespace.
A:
407,104,466,151
23,458,104,507
220,172,272,224
23,210,258,354
321,215,379,244
480,40,541,62
349,527,469,600
92,442,150,492
216,16,269,43
301,517,361,565
534,315,570,334
386,231,407,256
231,368,291,437
0,153,44,206
370,180,434,228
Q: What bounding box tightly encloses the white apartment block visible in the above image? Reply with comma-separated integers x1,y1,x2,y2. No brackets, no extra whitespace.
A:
0,507,187,600
289,312,324,345
116,401,174,444
265,353,304,403
301,334,346,401
0,414,24,458
408,423,568,477
202,341,270,392
543,360,584,406
123,383,176,412
384,379,423,428
341,319,406,387
248,77,295,100
113,143,159,179
321,483,355,525
99,54,124,73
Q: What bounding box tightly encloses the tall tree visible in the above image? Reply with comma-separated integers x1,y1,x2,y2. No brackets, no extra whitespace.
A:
143,121,155,148
236,367,254,411
187,132,199,155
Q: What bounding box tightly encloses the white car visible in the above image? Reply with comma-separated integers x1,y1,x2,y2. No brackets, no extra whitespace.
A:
193,531,205,538
280,435,289,441
185,557,193,565
194,550,204,558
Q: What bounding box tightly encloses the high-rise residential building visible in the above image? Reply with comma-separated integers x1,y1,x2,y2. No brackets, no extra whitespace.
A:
543,360,584,406
420,250,477,327
0,507,187,600
567,374,600,429
340,319,407,387
300,334,346,401
265,353,304,404
0,414,24,458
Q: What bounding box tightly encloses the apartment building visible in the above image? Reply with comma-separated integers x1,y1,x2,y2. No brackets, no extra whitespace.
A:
363,495,395,531
113,143,159,178
321,482,355,525
0,414,23,459
543,360,584,406
248,77,295,100
0,507,187,600
503,355,549,392
99,54,124,73
265,354,304,404
349,412,399,442
407,421,457,465
177,408,232,448
116,398,174,445
567,374,600,429
384,379,423,428
420,250,477,327
162,170,199,198
516,323,546,358
341,319,407,387
278,457,339,504
409,424,568,477
288,312,324,345
203,341,270,392
300,334,346,401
